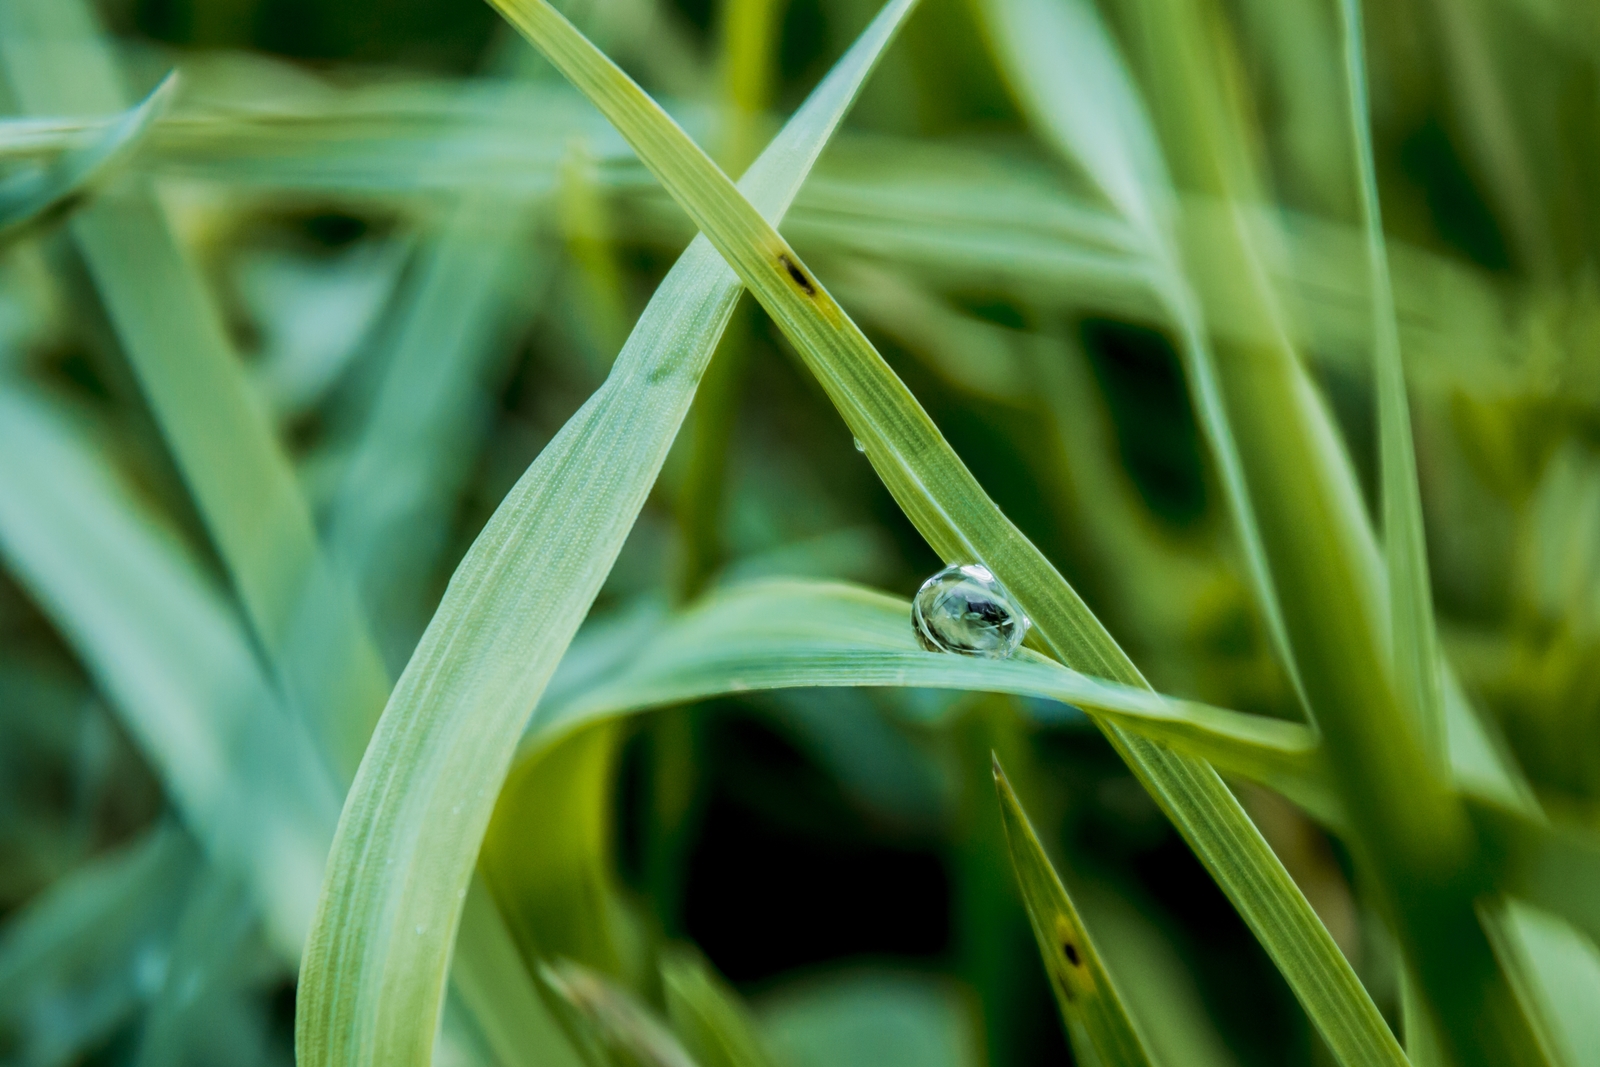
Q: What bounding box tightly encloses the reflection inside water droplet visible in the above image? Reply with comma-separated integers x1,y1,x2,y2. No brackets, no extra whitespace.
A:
912,564,1030,659
853,437,866,453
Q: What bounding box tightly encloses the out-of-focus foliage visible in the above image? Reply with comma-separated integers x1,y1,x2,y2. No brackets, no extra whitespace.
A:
0,0,1599,1063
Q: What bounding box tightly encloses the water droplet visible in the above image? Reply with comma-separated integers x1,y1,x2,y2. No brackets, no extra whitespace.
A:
853,437,866,453
912,564,1030,659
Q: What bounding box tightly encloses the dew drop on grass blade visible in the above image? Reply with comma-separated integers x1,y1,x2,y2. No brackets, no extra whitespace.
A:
511,579,1329,820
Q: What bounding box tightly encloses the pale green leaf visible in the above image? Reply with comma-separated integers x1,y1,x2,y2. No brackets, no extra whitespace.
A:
1488,901,1600,1067
293,6,923,1063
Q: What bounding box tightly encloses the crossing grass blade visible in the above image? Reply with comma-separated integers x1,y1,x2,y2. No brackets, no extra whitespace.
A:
294,5,925,1063
480,2,1404,1062
482,580,1336,983
993,758,1155,1067
0,70,175,245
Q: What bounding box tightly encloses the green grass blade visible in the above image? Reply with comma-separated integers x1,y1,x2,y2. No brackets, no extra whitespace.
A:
0,386,343,956
1115,2,1547,1061
1484,901,1600,1067
327,191,547,670
662,945,781,1067
0,386,559,1065
0,69,174,245
483,4,1403,1062
0,0,390,781
542,959,702,1067
0,824,197,1066
1472,800,1600,947
757,972,981,1067
975,0,1304,709
133,867,258,1067
294,6,922,1062
482,723,640,982
993,757,1156,1067
1337,0,1446,764
454,881,588,1067
522,580,1328,819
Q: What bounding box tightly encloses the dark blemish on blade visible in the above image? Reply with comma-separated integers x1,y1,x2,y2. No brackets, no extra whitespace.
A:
1062,938,1081,967
779,254,815,296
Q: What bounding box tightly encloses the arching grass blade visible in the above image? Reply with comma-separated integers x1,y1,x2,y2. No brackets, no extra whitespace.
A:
519,580,1329,820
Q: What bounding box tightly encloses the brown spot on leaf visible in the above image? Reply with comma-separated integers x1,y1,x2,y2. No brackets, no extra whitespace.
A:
779,254,815,296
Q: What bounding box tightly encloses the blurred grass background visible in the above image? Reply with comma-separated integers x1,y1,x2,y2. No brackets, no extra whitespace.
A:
2,0,1599,1063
